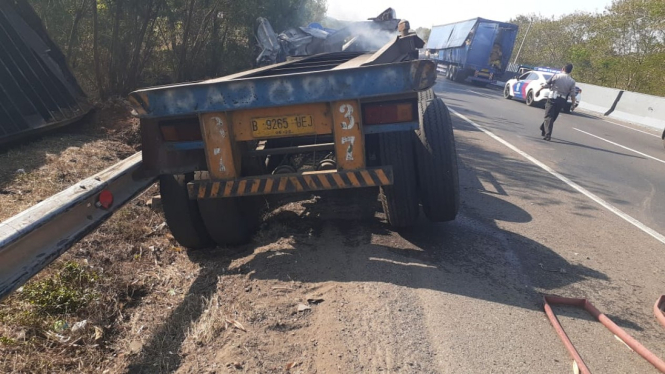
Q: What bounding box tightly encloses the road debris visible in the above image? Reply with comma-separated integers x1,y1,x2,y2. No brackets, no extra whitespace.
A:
71,320,88,333
129,340,142,354
285,361,301,370
93,326,104,341
227,362,243,369
297,303,312,313
225,318,247,332
655,296,665,328
306,296,325,304
272,286,294,291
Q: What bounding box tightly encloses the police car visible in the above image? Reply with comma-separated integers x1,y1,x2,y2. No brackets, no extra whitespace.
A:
503,67,581,113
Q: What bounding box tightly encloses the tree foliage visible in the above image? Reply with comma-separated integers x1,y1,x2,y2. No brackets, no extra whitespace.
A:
510,0,665,96
26,0,327,99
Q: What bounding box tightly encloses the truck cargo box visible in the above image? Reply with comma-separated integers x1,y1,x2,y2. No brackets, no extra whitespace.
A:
426,18,518,84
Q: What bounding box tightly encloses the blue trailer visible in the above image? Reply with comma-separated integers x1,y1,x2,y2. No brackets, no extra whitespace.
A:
426,18,518,85
129,32,461,248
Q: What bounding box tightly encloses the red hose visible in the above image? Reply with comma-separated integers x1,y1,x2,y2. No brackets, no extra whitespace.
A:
542,296,591,374
544,295,665,373
655,296,665,329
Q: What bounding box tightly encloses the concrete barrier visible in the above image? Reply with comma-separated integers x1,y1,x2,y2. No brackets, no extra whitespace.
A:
576,82,623,115
609,91,665,131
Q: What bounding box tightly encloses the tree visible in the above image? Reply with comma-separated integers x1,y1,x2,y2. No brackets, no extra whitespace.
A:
28,0,328,98
509,0,665,96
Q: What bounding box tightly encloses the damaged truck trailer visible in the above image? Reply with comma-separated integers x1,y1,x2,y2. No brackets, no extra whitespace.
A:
426,18,519,86
129,18,461,248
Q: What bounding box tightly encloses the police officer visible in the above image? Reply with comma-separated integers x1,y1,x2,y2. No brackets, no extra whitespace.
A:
537,64,576,141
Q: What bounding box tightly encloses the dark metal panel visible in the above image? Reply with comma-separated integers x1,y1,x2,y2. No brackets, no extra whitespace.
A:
139,118,208,177
363,122,419,134
0,0,92,145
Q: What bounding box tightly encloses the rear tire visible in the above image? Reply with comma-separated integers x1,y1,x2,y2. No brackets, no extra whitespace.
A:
378,132,419,227
414,90,460,222
198,197,262,247
453,68,466,83
503,85,512,99
526,90,536,106
197,150,265,247
159,174,214,250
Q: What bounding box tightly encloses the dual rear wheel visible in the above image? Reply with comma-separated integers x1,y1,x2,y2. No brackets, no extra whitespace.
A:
159,174,263,249
161,90,460,248
378,89,460,227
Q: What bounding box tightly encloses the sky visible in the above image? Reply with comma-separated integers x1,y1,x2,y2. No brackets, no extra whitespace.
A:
326,0,615,29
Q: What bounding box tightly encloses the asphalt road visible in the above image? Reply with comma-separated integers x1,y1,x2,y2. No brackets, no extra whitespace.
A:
397,76,665,373
438,79,665,234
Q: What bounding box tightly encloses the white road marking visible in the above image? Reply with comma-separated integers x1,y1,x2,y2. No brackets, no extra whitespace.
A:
601,119,660,138
466,89,497,100
441,82,499,100
574,109,660,137
573,128,665,165
449,108,665,246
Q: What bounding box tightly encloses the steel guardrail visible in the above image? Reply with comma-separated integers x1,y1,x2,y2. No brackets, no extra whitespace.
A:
0,152,155,300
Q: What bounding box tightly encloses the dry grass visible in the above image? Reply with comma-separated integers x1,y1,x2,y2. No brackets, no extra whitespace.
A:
0,102,139,221
0,192,195,373
0,103,332,373
0,101,187,374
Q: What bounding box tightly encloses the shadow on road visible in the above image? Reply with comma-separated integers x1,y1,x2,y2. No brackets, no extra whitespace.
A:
547,138,645,160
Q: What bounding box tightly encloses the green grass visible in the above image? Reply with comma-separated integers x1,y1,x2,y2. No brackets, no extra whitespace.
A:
21,261,100,316
0,336,17,346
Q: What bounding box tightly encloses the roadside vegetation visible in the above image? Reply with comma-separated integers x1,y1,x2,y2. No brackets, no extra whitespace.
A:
26,0,327,99
0,105,162,373
509,0,665,96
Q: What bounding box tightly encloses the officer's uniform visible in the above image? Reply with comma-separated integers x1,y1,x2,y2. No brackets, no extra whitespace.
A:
539,72,576,140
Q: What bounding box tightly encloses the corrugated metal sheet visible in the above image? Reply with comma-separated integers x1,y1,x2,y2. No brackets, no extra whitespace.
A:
425,18,518,51
426,19,478,50
0,0,92,145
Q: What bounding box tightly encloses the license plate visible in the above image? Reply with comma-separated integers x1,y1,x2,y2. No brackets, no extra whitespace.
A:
251,115,315,138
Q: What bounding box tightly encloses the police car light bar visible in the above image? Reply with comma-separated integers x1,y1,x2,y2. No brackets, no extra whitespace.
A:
534,67,561,74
